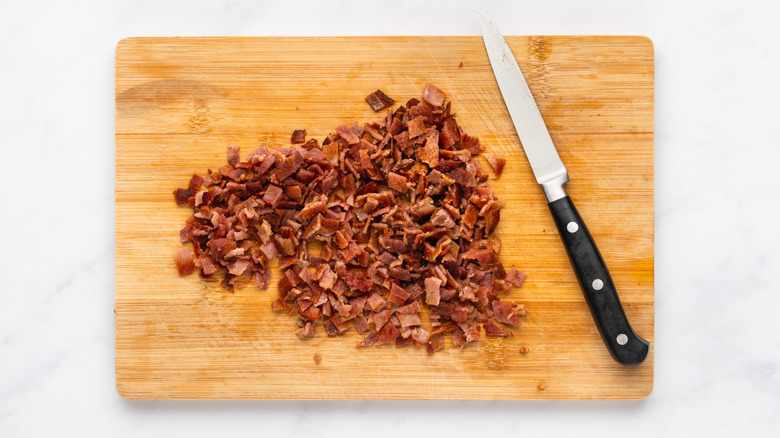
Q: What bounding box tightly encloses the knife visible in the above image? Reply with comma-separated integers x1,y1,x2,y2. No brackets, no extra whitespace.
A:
479,14,650,366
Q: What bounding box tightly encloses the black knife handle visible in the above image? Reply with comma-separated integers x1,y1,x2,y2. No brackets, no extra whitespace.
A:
548,196,650,366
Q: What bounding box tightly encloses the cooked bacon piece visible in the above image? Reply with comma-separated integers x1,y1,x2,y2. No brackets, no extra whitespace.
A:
296,321,315,338
505,269,526,288
439,117,460,149
371,309,392,330
254,270,272,290
410,197,436,217
355,316,370,334
174,187,194,206
397,301,420,314
291,129,307,144
407,117,427,139
398,313,423,328
378,322,401,344
336,124,360,145
484,207,501,235
358,331,381,347
263,185,284,207
430,208,456,229
492,300,521,327
484,319,511,337
485,154,506,177
366,293,385,311
199,255,219,277
365,89,395,111
228,259,250,276
189,174,204,189
300,197,328,219
464,245,499,267
227,144,240,166
386,172,408,193
424,277,442,306
422,83,445,107
388,283,411,305
420,131,440,168
174,247,196,275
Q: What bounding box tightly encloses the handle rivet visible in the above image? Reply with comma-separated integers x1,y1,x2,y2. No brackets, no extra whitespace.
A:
566,221,579,233
616,334,628,345
592,279,604,290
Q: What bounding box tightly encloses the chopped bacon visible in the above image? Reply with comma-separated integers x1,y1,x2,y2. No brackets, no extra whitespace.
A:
254,270,272,290
424,277,442,306
430,208,456,229
199,255,219,277
174,187,194,206
386,172,408,193
366,293,385,311
420,131,440,168
398,313,423,328
388,282,411,305
439,117,460,149
296,321,316,338
365,89,395,111
422,83,445,107
336,124,360,145
263,185,284,207
505,269,527,288
378,322,401,344
484,319,511,336
485,154,506,178
492,300,521,327
173,85,524,354
227,144,240,166
291,129,307,144
174,247,196,275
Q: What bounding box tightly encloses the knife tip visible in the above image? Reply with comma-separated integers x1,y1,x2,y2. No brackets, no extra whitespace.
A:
476,11,495,34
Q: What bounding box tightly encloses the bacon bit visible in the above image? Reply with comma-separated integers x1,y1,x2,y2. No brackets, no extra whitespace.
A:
255,270,272,290
420,131,440,168
313,353,322,364
484,319,512,337
173,85,524,355
227,144,240,166
424,277,442,306
439,117,460,149
386,172,408,193
398,313,423,327
365,89,395,111
505,269,527,288
485,154,506,178
519,345,530,354
174,187,194,206
174,247,196,275
336,124,360,145
484,208,501,235
366,293,385,311
297,321,315,338
291,129,307,144
262,185,284,207
492,300,521,327
422,83,445,107
388,282,411,305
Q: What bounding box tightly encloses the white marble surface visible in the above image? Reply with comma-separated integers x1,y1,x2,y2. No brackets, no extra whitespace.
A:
2,0,779,435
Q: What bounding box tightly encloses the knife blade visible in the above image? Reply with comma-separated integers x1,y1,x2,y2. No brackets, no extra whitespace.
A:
479,14,650,366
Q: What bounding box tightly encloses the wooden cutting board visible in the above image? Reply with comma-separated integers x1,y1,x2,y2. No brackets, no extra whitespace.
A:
115,36,654,400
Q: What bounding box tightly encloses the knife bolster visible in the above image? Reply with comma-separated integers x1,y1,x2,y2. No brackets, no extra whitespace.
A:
540,172,569,202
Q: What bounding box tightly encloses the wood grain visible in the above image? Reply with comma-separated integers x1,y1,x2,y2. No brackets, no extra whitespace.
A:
115,36,654,399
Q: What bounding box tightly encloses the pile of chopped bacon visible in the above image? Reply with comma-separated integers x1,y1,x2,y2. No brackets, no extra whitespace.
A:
174,84,527,354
